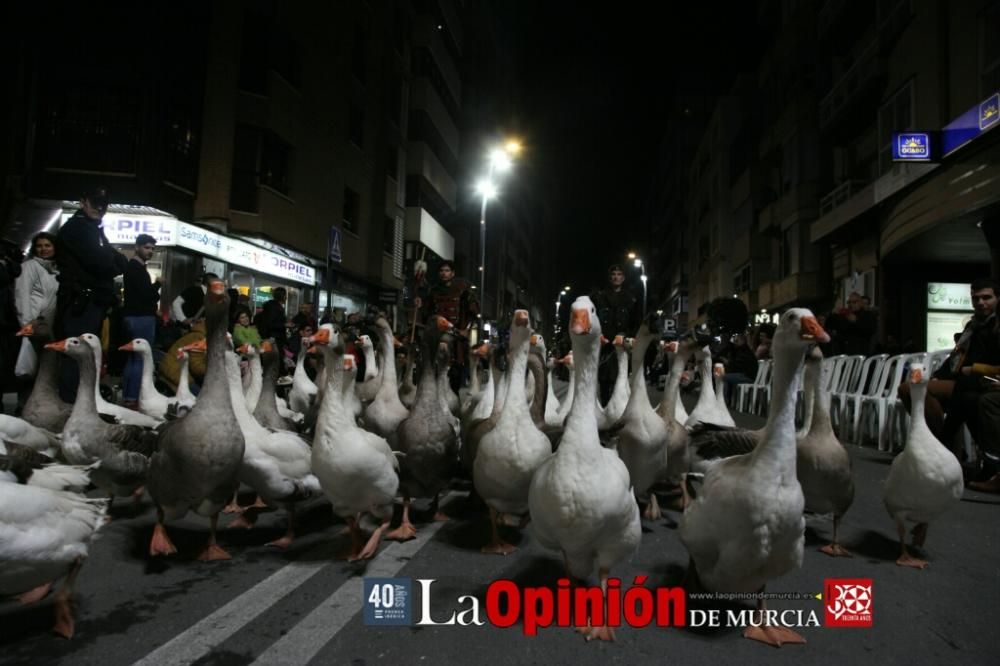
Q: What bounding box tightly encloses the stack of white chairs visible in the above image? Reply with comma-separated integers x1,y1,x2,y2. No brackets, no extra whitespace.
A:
836,354,888,442
736,359,771,414
859,353,925,451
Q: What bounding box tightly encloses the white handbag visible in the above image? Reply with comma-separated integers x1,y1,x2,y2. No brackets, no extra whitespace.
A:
14,337,37,377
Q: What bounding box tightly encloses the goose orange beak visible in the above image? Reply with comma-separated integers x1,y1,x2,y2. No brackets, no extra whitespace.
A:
176,349,187,360
570,308,591,335
910,367,924,383
119,341,135,352
393,336,404,347
182,339,208,354
530,334,539,346
800,316,830,343
260,340,274,353
473,343,489,356
435,317,454,333
45,339,67,352
613,335,624,346
713,363,725,378
16,323,33,337
310,328,332,346
236,344,250,354
343,357,356,370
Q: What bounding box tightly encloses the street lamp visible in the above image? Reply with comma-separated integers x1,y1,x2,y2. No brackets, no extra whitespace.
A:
629,254,648,318
477,141,520,321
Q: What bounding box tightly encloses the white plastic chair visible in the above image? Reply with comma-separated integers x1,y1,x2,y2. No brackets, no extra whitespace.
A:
834,354,884,440
753,359,776,416
737,359,770,414
860,353,923,450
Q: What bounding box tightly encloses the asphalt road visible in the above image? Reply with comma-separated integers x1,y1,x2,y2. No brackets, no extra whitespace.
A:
2,386,998,666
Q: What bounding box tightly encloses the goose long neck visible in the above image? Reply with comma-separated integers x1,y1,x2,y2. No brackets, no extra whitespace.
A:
506,331,530,408
34,349,60,398
908,382,932,443
754,339,803,467
71,349,99,420
414,347,437,405
662,349,688,418
199,308,235,409
378,326,398,387
629,335,654,401
809,372,834,433
139,345,157,398
320,348,348,422
527,354,546,423
566,333,600,430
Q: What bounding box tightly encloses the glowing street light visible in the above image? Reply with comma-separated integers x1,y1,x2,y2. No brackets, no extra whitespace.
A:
478,139,521,321
628,253,648,318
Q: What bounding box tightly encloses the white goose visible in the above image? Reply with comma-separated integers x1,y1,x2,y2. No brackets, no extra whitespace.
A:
883,363,963,569
474,310,551,554
359,334,379,381
615,327,670,519
685,347,733,429
119,338,184,420
78,334,162,428
0,483,107,638
679,308,828,647
797,346,854,557
241,344,263,412
362,317,409,445
288,344,318,414
597,335,630,431
0,414,60,458
174,349,198,410
711,363,737,427
528,296,640,642
655,341,690,434
311,325,398,560
543,353,574,431
359,334,388,405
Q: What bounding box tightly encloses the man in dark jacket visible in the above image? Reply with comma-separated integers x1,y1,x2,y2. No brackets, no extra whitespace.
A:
420,260,479,391
55,186,128,401
257,286,289,357
121,234,162,407
591,264,640,404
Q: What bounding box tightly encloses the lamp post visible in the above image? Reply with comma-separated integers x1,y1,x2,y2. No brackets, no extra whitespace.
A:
627,253,648,318
477,141,520,322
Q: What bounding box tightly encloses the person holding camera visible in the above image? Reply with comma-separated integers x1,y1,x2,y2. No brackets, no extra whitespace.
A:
54,186,128,402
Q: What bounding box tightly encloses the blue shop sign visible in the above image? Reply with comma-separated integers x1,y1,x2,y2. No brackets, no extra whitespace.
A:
892,132,933,161
942,91,1000,157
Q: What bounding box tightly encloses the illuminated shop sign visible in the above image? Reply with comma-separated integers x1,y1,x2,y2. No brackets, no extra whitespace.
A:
926,282,972,311
892,132,933,161
942,90,1000,157
60,214,316,285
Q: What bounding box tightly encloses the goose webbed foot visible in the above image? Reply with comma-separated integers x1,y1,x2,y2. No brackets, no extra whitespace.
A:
643,493,662,520
819,542,852,557
197,515,232,561
149,521,178,557
17,582,52,604
350,520,390,561
743,598,806,647
895,519,928,568
51,558,82,639
481,508,517,555
385,498,417,541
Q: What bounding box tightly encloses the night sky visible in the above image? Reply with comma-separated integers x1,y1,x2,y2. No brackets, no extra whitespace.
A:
492,2,762,297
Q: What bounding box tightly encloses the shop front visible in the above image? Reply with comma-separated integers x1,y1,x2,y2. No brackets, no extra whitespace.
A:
55,208,319,320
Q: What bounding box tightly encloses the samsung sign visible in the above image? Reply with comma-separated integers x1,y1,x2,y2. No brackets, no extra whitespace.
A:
60,214,316,285
892,132,933,161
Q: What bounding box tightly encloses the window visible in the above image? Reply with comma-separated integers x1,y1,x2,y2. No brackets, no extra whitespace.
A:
230,126,293,211
343,187,361,234
349,103,365,148
780,226,798,279
733,264,751,294
386,144,399,182
37,82,140,175
230,126,261,212
164,104,199,191
877,80,914,176
383,216,395,254
260,133,291,195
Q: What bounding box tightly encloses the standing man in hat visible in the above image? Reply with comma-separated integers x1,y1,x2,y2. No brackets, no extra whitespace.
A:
591,264,640,405
121,233,162,409
55,186,128,401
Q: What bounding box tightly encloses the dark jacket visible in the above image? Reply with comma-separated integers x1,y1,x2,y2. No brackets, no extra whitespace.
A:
257,299,288,346
725,345,759,378
55,210,128,306
122,257,161,317
423,278,479,329
591,287,640,338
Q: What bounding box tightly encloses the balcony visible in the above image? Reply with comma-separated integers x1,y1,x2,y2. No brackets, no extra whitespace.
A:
757,271,823,309
811,179,876,242
819,39,887,135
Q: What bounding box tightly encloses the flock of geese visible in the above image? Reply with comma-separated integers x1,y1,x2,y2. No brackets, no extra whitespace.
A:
0,283,965,646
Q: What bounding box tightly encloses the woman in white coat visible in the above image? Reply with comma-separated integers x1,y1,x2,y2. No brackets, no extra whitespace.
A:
14,232,59,407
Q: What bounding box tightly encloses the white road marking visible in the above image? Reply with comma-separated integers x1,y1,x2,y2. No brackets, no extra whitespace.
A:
251,495,457,665
131,548,330,666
